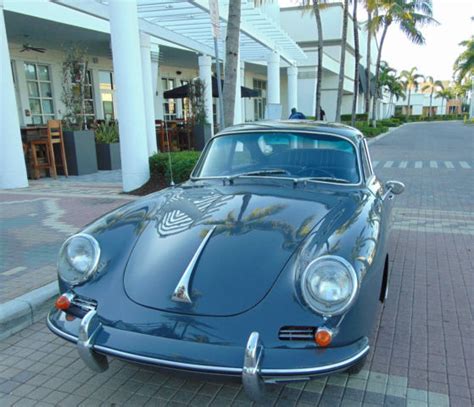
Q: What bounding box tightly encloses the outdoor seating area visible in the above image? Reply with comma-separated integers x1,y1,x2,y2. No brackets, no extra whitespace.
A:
20,118,200,180
155,119,194,152
21,120,69,180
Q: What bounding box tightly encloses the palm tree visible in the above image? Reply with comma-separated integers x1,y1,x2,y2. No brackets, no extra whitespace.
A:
453,36,474,84
311,0,326,120
351,0,361,126
223,0,241,128
435,88,453,116
400,67,423,119
295,1,327,119
421,76,444,117
335,0,350,122
365,7,372,121
387,78,405,116
378,62,404,117
367,0,436,126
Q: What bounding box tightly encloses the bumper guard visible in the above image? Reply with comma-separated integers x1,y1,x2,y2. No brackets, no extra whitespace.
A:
48,309,369,402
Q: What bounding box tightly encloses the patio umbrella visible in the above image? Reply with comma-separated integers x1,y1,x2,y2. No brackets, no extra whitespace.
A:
163,76,260,99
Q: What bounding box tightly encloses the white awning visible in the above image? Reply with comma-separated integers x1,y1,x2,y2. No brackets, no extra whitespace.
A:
54,0,306,66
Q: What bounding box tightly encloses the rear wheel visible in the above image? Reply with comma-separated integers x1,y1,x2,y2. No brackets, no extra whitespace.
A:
346,355,367,375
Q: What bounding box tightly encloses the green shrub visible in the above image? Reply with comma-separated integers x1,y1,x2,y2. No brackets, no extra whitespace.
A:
353,122,388,137
379,119,401,127
95,121,119,144
149,151,201,185
340,113,368,122
394,115,407,123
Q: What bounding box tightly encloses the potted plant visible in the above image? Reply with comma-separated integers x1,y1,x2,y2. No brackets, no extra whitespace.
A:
95,121,121,170
189,78,211,150
61,45,98,175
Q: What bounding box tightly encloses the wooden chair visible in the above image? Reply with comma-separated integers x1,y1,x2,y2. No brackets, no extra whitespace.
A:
48,120,68,177
29,120,68,179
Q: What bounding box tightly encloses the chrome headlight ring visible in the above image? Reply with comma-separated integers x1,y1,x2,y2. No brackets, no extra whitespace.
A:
57,233,101,286
300,255,359,317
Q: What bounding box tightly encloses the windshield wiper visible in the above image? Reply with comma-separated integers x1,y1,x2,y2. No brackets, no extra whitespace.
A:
303,176,352,184
226,169,290,183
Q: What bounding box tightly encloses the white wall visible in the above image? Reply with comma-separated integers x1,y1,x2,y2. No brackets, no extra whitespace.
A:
280,4,379,119
396,91,445,115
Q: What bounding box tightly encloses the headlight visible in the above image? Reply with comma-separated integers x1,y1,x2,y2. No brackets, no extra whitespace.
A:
300,255,358,317
58,233,100,285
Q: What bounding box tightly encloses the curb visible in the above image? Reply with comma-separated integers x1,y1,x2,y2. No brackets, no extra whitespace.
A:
367,120,465,145
0,281,58,340
367,124,405,145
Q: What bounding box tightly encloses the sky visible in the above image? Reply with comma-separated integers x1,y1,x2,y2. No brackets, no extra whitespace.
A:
279,0,474,81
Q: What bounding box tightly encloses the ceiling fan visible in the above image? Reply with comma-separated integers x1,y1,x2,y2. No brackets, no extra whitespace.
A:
20,43,46,53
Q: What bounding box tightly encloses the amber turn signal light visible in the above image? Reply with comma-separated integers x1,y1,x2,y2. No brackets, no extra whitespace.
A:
55,294,71,310
314,328,332,347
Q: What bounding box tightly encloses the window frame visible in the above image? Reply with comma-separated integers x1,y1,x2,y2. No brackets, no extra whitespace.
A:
253,78,267,120
82,69,96,122
191,130,363,187
99,70,115,121
162,77,177,121
360,138,374,183
24,62,55,124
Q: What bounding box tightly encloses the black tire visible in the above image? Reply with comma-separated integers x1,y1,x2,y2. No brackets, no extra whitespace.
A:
346,355,367,375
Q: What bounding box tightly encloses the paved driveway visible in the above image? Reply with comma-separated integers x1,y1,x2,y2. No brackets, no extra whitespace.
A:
0,174,133,303
0,122,472,406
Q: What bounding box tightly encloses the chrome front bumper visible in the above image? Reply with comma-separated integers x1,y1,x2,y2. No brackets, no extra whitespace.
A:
47,310,369,401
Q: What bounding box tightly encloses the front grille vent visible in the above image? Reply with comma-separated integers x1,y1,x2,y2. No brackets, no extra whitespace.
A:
71,296,97,312
278,326,316,341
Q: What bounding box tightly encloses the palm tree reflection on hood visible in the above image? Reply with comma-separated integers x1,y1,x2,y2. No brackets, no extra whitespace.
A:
201,194,317,251
154,189,318,250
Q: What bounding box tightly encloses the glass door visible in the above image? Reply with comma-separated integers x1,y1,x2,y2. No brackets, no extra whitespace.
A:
99,71,114,121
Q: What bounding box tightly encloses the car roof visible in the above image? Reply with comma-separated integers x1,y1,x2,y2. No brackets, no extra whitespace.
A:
218,120,364,144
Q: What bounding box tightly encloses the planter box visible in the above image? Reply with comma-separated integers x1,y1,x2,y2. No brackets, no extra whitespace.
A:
63,130,98,175
192,123,212,151
96,143,121,170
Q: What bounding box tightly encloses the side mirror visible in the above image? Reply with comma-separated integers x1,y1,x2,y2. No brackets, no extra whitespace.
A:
385,180,405,195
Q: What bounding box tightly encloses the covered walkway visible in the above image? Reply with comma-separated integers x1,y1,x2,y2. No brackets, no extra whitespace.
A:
1,0,306,192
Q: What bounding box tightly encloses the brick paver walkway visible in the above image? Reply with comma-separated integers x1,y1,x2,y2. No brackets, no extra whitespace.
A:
0,122,472,406
0,172,134,303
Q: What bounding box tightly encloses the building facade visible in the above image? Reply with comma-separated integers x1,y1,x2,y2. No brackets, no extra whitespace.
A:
1,0,387,191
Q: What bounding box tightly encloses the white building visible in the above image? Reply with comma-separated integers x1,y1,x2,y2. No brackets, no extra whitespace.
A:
395,81,452,116
1,0,386,191
279,3,388,121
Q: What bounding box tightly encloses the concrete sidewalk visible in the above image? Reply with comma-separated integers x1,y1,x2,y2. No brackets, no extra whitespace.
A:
0,172,135,338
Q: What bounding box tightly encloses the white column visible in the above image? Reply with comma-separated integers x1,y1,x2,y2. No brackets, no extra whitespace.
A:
287,65,298,113
109,0,150,192
267,51,280,105
140,32,158,156
0,1,28,189
198,55,214,134
240,61,246,122
150,47,160,121
151,45,164,120
233,56,242,124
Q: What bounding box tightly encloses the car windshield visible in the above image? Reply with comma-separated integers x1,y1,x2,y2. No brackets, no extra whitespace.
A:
193,132,360,184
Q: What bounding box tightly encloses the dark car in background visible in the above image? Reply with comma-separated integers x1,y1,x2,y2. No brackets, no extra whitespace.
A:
47,120,404,400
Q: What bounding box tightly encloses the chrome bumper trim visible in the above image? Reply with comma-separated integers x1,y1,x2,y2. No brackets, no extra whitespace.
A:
242,332,266,401
47,314,369,378
77,310,109,372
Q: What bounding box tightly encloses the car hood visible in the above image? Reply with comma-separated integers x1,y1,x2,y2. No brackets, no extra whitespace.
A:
123,183,351,316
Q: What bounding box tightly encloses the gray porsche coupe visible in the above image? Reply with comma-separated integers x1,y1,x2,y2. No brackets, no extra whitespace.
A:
47,120,404,400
